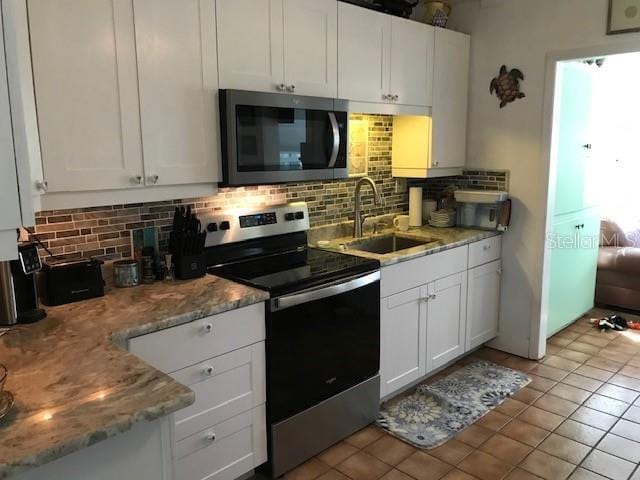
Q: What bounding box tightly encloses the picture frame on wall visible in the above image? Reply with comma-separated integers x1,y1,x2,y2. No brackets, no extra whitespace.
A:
607,0,640,34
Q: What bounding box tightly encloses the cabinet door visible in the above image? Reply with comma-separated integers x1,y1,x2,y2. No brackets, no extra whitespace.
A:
380,288,426,398
547,211,599,336
216,0,284,93
426,272,467,372
432,28,469,169
338,2,390,103
283,0,337,97
389,17,434,107
28,0,144,192
0,10,21,232
466,260,501,351
134,0,220,185
553,62,596,216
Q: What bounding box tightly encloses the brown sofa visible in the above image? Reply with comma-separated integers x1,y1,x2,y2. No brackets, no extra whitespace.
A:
596,219,640,311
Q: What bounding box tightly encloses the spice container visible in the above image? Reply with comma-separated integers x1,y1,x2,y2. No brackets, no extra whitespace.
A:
113,259,140,287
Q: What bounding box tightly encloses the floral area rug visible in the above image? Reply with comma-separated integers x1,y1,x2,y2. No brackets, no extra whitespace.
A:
377,361,531,449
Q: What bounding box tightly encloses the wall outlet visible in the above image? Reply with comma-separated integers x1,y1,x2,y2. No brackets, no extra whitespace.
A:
395,178,408,194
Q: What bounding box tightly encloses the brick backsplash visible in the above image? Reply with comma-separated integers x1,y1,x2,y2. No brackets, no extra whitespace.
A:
30,114,508,261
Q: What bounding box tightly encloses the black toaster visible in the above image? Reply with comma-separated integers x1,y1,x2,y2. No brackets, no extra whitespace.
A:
40,258,105,306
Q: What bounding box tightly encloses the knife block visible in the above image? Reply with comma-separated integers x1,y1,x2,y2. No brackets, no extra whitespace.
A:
175,253,206,280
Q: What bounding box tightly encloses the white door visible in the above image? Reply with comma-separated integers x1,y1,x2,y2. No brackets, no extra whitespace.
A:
216,0,285,93
389,17,434,107
337,2,390,103
0,9,21,260
432,28,469,169
282,0,337,97
380,287,426,398
466,260,501,351
426,272,467,372
28,0,144,192
552,61,597,216
134,0,220,186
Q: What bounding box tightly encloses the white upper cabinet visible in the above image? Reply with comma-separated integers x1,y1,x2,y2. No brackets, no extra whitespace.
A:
338,3,433,108
282,0,337,97
389,16,434,107
217,0,337,97
28,0,145,192
337,2,390,104
432,28,470,170
134,0,220,185
0,8,21,260
216,0,284,93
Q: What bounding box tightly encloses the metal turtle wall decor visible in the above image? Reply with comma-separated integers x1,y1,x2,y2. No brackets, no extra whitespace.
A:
490,65,526,108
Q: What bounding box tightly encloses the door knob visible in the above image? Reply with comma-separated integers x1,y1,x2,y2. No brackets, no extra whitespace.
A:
582,144,592,149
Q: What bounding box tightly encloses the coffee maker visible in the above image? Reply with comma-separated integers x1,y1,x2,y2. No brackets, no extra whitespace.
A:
0,243,46,325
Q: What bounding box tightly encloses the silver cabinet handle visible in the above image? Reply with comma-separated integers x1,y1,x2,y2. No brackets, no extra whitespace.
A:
382,94,390,101
286,84,296,92
132,175,143,185
202,323,213,334
205,432,216,442
203,366,214,377
432,161,439,167
327,112,340,168
429,293,437,300
36,180,48,192
483,245,491,251
148,175,159,184
276,83,286,92
392,94,399,101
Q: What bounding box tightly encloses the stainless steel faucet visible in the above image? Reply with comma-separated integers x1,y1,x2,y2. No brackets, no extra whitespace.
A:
353,177,383,238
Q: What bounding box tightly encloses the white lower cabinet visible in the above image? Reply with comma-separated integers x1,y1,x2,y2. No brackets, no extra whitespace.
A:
380,287,426,398
380,238,501,399
426,271,467,372
466,260,501,351
129,303,267,480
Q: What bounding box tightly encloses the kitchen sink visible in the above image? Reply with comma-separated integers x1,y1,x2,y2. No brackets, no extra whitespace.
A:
347,234,437,255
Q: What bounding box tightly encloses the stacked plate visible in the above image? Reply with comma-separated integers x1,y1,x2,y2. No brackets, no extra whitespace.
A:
428,209,456,228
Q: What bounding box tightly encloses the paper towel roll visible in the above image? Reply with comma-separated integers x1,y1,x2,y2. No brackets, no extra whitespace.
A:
409,187,423,227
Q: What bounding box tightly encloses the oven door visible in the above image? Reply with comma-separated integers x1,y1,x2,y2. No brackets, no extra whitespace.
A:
266,271,380,424
220,89,348,186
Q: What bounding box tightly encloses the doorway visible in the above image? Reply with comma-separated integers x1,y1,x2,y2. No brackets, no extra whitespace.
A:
541,50,640,341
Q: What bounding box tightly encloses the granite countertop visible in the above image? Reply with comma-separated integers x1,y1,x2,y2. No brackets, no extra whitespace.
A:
310,221,501,266
0,274,268,478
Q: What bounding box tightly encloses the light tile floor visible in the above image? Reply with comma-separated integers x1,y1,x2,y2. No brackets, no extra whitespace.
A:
279,309,640,480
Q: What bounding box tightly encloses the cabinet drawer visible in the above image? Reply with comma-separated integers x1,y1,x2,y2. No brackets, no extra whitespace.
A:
468,236,501,269
129,302,265,373
381,245,468,297
175,405,267,480
172,342,265,441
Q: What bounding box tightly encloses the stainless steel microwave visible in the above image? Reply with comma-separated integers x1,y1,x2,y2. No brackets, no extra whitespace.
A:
219,90,348,186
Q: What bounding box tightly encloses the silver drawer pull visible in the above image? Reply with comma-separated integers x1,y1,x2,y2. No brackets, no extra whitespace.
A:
429,293,437,300
202,323,213,334
205,432,216,442
483,245,491,251
203,366,214,376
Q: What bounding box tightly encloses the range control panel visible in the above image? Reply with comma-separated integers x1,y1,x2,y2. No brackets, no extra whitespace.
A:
202,202,310,248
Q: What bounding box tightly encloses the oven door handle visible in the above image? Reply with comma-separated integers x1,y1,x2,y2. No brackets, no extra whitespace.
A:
270,270,380,312
327,112,340,168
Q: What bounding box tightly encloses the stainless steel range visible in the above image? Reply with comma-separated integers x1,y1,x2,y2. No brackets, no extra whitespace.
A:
203,202,380,477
